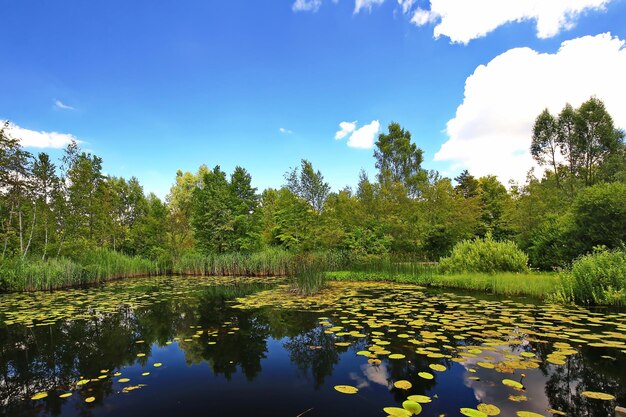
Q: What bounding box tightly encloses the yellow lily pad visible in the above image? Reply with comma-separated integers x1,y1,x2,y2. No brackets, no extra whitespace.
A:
394,380,412,390
334,385,358,394
581,391,615,400
31,392,48,400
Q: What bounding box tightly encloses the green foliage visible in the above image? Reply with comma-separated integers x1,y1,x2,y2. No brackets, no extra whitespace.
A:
569,182,626,252
374,122,427,197
284,159,330,212
191,165,260,253
439,235,529,274
556,248,626,305
532,97,624,189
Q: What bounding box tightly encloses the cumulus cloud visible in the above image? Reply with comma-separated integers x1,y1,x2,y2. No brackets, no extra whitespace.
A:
3,122,79,149
336,120,380,148
354,0,385,13
434,33,626,185
335,121,357,139
410,0,613,44
292,0,322,12
54,100,75,110
279,127,294,134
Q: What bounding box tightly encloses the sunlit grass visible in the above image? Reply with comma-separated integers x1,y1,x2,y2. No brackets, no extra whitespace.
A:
327,270,560,299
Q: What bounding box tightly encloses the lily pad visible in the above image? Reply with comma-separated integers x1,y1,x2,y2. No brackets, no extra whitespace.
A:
334,385,358,394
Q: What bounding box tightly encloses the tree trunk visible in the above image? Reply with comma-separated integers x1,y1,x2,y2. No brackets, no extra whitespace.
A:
23,203,36,259
18,205,23,254
1,203,14,258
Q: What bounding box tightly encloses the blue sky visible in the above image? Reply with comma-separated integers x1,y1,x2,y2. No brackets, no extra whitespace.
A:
2,0,625,198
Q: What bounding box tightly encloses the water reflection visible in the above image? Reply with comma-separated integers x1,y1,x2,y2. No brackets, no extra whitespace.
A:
0,277,624,417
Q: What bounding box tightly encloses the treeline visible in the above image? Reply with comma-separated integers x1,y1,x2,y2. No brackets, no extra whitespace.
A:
1,96,624,273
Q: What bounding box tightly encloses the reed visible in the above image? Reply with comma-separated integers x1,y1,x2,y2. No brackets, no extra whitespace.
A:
173,248,296,277
0,249,161,292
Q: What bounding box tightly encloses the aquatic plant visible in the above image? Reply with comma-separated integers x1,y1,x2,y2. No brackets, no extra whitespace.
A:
555,248,626,305
0,249,160,292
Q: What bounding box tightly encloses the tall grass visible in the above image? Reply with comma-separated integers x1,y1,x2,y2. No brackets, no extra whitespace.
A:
553,248,626,305
173,248,298,277
0,249,161,292
290,251,344,295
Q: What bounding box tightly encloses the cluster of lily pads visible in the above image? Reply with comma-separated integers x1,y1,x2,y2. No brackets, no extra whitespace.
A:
0,275,281,327
235,281,625,416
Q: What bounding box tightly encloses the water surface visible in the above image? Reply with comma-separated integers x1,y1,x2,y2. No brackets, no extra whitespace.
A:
1,276,625,417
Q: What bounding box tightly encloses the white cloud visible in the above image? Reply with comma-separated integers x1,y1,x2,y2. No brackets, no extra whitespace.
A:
3,122,79,149
347,120,380,149
54,100,75,110
279,127,294,134
434,33,626,185
292,0,322,12
397,0,416,14
355,0,385,13
410,0,612,44
335,121,357,139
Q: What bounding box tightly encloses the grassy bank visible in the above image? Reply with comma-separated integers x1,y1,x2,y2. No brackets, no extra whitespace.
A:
0,249,162,292
326,270,560,299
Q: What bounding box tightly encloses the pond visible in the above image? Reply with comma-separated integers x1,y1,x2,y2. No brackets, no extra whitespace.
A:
0,276,625,417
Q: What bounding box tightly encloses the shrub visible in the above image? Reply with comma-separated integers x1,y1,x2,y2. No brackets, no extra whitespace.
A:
559,248,626,305
439,234,529,274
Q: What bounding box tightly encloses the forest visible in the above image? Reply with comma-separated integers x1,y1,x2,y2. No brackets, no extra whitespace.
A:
1,97,625,299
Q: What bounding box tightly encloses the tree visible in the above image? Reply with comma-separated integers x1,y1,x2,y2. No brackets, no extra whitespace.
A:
476,175,512,240
532,98,624,189
166,166,208,259
531,109,561,187
374,122,426,197
284,159,330,212
191,166,233,253
229,166,260,251
31,153,58,259
575,97,623,186
454,170,479,198
0,122,33,258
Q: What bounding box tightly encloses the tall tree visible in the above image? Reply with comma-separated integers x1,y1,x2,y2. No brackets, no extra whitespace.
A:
0,122,33,258
229,166,260,251
574,97,623,186
531,109,561,188
284,159,330,212
374,122,426,197
454,170,479,198
31,153,58,259
191,166,234,253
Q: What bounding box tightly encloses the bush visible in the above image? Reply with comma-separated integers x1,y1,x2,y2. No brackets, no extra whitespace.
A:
439,234,529,274
559,248,626,305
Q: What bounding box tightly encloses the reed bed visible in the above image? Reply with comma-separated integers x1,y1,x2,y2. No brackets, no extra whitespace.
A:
0,249,161,292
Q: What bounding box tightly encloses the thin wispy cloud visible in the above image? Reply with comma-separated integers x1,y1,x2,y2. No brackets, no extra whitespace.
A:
54,99,75,110
279,127,294,134
292,0,322,12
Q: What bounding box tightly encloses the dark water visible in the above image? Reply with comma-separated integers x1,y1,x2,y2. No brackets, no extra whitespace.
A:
0,276,625,417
